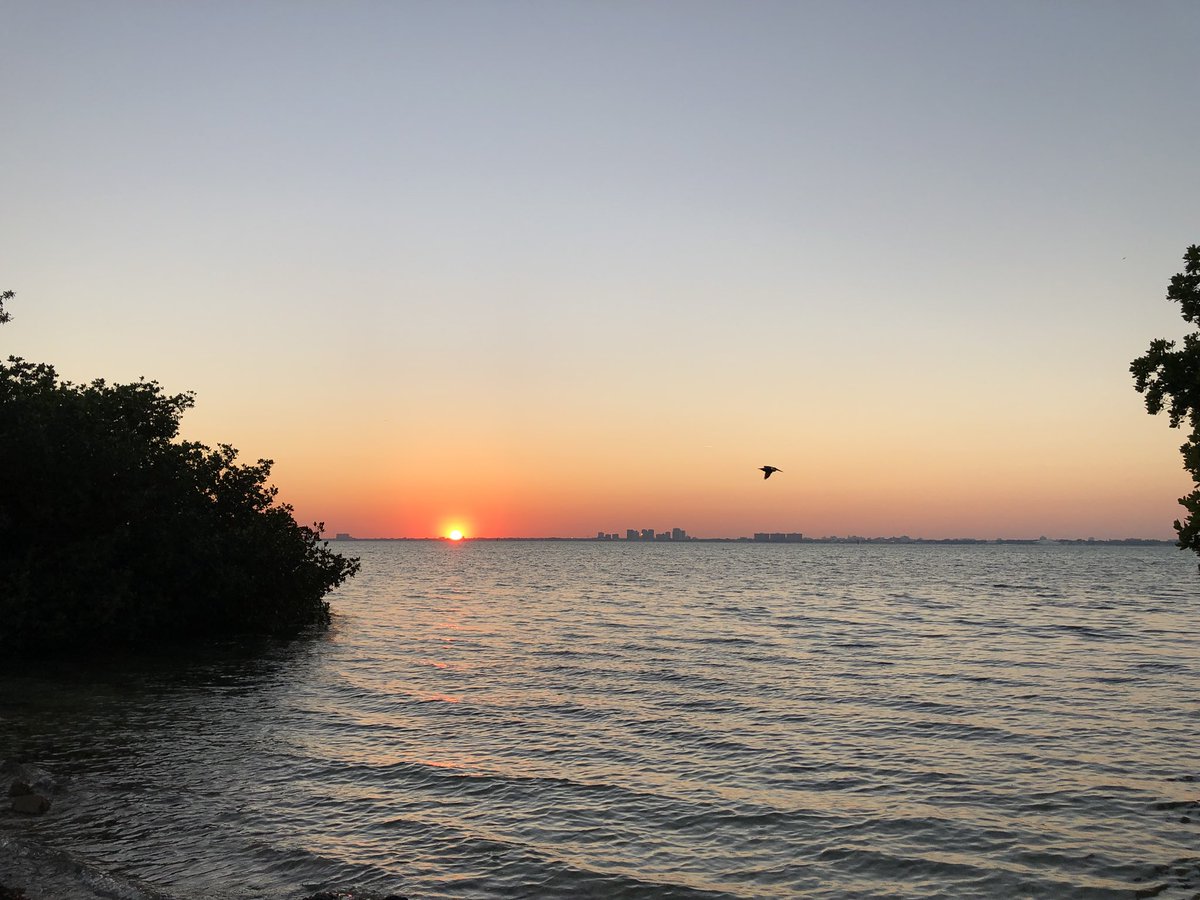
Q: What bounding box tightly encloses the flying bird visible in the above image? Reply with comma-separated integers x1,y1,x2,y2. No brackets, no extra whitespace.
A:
759,466,782,479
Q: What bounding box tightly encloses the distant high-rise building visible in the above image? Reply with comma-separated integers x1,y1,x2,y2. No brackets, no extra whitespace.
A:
672,527,686,541
656,532,670,541
641,528,655,541
627,528,639,541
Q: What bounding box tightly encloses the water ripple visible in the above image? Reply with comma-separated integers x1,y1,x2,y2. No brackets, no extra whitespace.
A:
1,542,1197,898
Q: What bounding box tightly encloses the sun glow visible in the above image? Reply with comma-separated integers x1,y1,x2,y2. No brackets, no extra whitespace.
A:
447,529,464,541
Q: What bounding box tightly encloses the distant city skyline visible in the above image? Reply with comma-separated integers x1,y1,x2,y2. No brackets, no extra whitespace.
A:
327,529,1173,545
3,2,1197,541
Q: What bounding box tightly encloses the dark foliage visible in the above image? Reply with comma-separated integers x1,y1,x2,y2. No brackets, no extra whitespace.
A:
0,357,359,653
1130,245,1200,556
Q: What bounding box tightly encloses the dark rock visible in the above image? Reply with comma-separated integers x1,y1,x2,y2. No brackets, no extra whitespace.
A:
0,761,62,796
10,793,50,815
0,885,29,900
7,781,32,798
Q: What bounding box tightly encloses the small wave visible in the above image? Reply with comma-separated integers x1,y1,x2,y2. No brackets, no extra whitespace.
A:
1131,856,1200,899
888,718,1023,743
1133,661,1190,673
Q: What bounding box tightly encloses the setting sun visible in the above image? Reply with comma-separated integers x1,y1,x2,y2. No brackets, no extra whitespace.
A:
447,529,464,541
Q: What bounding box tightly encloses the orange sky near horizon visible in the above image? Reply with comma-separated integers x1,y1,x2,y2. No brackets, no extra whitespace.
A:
252,377,1192,540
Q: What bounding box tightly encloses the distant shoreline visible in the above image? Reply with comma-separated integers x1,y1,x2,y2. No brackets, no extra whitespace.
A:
325,536,1175,546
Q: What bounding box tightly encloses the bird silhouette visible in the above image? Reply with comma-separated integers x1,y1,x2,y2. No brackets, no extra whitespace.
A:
759,466,782,479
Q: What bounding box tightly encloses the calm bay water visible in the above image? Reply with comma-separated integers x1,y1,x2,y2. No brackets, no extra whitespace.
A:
1,541,1197,898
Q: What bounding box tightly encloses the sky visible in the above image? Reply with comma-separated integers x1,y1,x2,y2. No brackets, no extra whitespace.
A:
2,0,1198,540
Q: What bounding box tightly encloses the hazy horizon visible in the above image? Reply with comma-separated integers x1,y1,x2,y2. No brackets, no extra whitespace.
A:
330,530,1175,543
4,1,1198,541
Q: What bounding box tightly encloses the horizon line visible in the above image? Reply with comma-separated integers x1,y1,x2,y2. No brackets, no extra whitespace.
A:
322,534,1176,545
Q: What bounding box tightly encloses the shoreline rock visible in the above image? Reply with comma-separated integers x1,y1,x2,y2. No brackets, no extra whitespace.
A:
1,762,59,818
8,795,49,816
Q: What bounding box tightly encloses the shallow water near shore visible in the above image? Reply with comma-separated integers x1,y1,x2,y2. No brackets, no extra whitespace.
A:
1,542,1198,898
